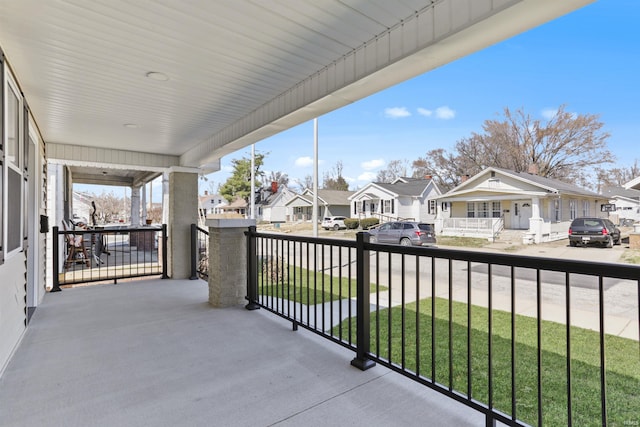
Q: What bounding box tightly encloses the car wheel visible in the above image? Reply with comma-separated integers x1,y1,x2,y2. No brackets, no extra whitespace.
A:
569,241,577,247
605,236,613,248
400,238,411,246
333,224,339,231
614,237,622,245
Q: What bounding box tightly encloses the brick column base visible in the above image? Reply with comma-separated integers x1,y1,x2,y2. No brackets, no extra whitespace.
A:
206,218,256,307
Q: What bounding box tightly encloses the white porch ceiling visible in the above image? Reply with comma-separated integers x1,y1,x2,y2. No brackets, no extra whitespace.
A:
0,0,593,174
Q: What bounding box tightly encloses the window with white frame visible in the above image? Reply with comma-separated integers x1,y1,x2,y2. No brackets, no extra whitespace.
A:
428,199,436,214
4,68,25,257
569,200,577,220
383,199,391,213
582,200,590,217
554,199,561,222
478,202,489,218
492,201,501,218
466,202,475,218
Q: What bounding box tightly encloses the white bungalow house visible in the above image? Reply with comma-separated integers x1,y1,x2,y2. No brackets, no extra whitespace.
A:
602,186,640,225
286,189,354,221
255,184,296,223
349,177,442,223
433,167,605,244
198,192,227,219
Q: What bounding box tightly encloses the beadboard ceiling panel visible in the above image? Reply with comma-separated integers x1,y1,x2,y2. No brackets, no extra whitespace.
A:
0,0,593,173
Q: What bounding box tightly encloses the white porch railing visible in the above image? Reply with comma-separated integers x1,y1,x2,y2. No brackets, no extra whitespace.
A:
441,217,504,240
542,220,571,242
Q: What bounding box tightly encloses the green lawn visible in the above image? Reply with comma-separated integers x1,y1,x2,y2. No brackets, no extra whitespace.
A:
335,298,639,427
257,265,380,304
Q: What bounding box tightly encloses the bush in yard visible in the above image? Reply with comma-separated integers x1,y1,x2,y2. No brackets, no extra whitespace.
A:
260,256,288,283
360,218,380,230
344,218,359,229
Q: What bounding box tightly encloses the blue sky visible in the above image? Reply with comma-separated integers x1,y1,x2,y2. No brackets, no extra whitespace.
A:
205,0,639,194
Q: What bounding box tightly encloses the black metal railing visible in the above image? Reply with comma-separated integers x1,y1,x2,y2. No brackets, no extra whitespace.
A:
245,226,640,427
190,224,209,280
52,224,168,290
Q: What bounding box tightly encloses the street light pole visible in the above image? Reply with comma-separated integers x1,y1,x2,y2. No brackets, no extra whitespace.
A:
313,118,319,237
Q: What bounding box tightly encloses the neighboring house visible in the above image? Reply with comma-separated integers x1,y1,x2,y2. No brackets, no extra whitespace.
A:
255,183,296,223
433,167,604,244
220,198,248,217
286,189,354,221
348,177,442,223
624,175,640,191
602,186,640,225
72,191,94,224
198,192,227,218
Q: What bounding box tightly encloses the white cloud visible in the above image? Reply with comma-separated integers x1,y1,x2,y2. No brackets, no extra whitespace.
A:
541,108,558,120
417,108,433,117
294,156,314,167
435,106,456,120
384,107,411,119
358,172,377,182
361,159,385,170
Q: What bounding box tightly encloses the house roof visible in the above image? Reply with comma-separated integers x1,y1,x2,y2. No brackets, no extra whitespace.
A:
375,179,434,197
496,168,601,197
440,167,602,199
624,176,640,191
222,198,247,209
257,185,296,208
287,189,354,207
602,186,640,201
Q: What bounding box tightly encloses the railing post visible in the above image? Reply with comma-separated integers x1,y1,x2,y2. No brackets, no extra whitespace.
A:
189,224,198,280
161,224,169,279
245,225,260,310
51,226,61,292
351,232,375,370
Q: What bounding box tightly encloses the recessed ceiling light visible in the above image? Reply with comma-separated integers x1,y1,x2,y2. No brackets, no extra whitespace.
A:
123,123,139,129
146,71,169,81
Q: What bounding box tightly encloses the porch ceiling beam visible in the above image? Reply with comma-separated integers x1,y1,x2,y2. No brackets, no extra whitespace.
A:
180,0,594,169
47,143,182,170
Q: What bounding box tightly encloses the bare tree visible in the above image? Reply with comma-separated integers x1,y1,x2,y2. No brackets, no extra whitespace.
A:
266,171,289,187
595,160,640,191
412,148,469,191
322,161,349,191
376,159,410,183
413,105,612,191
294,174,314,192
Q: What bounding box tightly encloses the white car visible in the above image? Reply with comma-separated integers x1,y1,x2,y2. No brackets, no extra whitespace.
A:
321,216,347,230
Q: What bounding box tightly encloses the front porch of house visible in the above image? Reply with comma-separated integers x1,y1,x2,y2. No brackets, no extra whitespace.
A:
0,278,479,427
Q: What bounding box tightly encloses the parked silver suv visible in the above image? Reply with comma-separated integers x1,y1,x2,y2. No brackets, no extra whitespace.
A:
368,221,436,246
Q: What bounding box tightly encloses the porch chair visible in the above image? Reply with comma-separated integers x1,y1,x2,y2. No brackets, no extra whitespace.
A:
62,220,90,270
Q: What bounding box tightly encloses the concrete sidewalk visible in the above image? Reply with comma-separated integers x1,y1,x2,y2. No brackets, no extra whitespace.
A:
0,279,482,427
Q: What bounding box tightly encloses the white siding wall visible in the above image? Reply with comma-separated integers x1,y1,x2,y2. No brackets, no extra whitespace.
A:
0,254,27,375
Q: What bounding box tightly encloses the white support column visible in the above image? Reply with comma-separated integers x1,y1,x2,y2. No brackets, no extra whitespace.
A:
162,172,170,225
529,196,544,244
141,184,147,224
168,171,199,279
131,186,141,227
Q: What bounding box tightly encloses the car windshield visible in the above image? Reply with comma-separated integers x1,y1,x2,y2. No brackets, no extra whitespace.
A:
418,224,433,231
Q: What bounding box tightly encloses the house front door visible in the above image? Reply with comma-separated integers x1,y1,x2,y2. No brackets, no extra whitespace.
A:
512,201,532,229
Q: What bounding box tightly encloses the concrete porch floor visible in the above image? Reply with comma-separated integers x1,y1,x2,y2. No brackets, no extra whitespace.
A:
0,278,483,427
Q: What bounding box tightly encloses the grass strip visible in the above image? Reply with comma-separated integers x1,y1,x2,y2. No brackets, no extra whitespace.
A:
335,297,639,426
